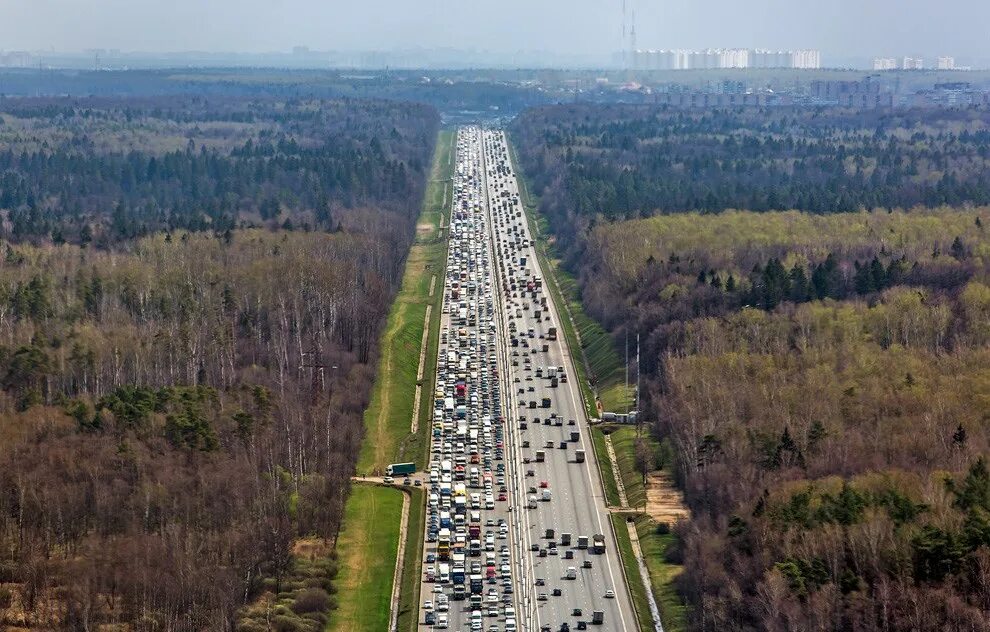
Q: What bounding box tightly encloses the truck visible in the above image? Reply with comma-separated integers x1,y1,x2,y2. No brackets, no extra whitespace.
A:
547,326,558,340
541,397,551,408
565,566,577,579
542,489,552,502
575,449,586,463
592,611,604,625
570,431,580,442
535,450,546,463
577,535,589,550
550,377,559,388
560,533,572,547
452,564,465,584
470,574,483,594
386,462,415,476
592,534,606,554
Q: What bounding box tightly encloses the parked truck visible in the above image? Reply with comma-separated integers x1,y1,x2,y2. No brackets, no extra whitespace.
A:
386,462,415,476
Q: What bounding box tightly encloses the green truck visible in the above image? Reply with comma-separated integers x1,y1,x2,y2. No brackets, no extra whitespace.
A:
386,462,415,476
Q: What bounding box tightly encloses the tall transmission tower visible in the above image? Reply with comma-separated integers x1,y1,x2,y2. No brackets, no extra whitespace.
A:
630,10,637,68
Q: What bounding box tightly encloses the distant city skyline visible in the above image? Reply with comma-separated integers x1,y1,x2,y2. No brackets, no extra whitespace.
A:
1,0,988,68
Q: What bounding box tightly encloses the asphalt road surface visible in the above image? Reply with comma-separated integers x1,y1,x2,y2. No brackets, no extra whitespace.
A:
414,126,637,632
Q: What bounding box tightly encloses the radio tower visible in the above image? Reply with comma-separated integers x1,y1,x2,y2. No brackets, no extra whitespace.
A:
621,0,627,68
630,10,637,68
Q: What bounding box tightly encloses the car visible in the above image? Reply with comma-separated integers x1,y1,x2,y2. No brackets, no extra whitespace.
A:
424,599,433,610
605,589,615,599
572,608,582,616
425,611,436,625
552,588,562,596
537,593,548,601
427,553,436,563
382,476,394,484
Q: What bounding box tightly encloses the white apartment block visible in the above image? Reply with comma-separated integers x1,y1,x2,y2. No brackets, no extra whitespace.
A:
632,48,821,70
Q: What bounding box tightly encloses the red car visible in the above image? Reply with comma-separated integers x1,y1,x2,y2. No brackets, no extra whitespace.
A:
498,493,507,501
539,481,549,489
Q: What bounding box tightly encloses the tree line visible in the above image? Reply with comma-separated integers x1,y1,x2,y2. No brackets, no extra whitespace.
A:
0,96,436,245
510,104,990,250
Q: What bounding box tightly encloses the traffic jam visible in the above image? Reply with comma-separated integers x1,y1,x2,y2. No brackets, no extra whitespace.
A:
420,127,519,632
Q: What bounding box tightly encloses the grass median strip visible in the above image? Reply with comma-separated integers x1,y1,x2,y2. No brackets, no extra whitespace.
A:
327,484,405,632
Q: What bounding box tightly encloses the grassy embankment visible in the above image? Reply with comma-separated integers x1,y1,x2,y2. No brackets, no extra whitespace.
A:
334,129,454,632
326,484,405,632
506,133,687,631
357,127,455,475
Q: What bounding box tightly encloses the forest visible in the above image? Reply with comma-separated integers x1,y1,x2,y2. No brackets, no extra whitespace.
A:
0,96,435,244
510,104,990,248
0,97,439,630
511,103,990,631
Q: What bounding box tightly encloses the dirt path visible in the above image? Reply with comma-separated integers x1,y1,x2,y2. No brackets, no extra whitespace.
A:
644,471,690,525
410,303,433,434
388,491,411,632
604,434,630,508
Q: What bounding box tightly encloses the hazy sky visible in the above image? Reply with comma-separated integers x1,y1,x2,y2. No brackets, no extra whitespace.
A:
3,0,988,62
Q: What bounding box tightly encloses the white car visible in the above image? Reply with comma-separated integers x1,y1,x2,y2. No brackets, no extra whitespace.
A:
423,599,433,610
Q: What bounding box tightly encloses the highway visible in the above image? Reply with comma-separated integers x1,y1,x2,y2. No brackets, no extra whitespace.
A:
415,126,636,632
482,129,637,632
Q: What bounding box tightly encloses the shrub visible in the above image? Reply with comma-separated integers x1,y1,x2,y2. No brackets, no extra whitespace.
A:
291,588,331,615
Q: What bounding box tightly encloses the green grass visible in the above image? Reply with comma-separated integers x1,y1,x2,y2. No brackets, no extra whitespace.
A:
358,128,455,474
605,425,662,510
590,426,621,507
396,487,426,632
634,515,688,632
610,513,653,632
327,484,405,632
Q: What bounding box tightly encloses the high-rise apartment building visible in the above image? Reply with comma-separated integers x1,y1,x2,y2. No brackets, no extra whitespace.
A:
631,48,821,70
937,56,956,70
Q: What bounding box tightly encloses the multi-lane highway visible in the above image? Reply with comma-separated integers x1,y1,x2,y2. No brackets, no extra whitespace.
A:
416,126,636,632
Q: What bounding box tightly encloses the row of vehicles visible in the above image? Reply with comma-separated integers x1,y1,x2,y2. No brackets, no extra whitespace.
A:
420,127,518,632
